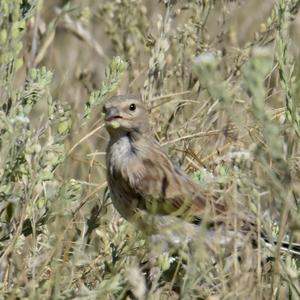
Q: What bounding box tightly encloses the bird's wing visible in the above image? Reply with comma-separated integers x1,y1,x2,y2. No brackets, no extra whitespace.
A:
126,142,224,221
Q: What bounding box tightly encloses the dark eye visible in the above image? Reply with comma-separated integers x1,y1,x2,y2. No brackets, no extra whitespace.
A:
129,103,136,111
102,105,107,113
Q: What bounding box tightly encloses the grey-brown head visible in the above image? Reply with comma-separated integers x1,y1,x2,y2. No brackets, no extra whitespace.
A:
102,95,150,139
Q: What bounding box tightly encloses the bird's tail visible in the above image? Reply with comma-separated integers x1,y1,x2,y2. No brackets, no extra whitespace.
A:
264,238,300,256
279,240,300,256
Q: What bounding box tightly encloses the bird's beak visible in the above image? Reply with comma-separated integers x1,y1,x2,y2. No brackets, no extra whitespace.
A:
105,107,121,122
104,107,123,129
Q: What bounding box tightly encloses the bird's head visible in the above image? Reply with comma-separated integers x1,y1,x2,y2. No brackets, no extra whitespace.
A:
102,95,150,137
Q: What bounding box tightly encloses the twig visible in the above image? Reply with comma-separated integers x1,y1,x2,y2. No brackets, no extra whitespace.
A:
161,129,233,146
55,7,109,62
68,123,104,156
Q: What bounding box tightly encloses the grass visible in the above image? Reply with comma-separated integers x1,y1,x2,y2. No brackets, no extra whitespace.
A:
0,0,300,299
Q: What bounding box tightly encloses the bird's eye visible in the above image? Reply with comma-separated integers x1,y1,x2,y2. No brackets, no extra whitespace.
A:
102,106,107,114
129,103,136,111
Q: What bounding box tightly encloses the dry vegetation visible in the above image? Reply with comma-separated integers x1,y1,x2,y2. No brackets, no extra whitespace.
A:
1,0,300,299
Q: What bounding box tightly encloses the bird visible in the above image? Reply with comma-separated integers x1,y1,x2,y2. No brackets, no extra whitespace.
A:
103,95,300,255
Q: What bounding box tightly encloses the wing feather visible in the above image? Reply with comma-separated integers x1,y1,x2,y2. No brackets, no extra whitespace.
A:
125,142,216,220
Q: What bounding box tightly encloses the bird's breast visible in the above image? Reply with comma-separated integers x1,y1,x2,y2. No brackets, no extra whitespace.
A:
107,136,133,173
106,136,140,220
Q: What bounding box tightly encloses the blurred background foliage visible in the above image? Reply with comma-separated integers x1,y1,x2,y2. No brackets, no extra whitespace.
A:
1,0,300,299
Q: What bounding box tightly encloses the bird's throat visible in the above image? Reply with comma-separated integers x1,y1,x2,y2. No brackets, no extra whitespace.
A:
108,135,136,171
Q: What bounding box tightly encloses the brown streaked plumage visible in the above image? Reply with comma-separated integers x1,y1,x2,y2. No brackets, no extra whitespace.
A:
103,95,225,241
103,95,300,254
